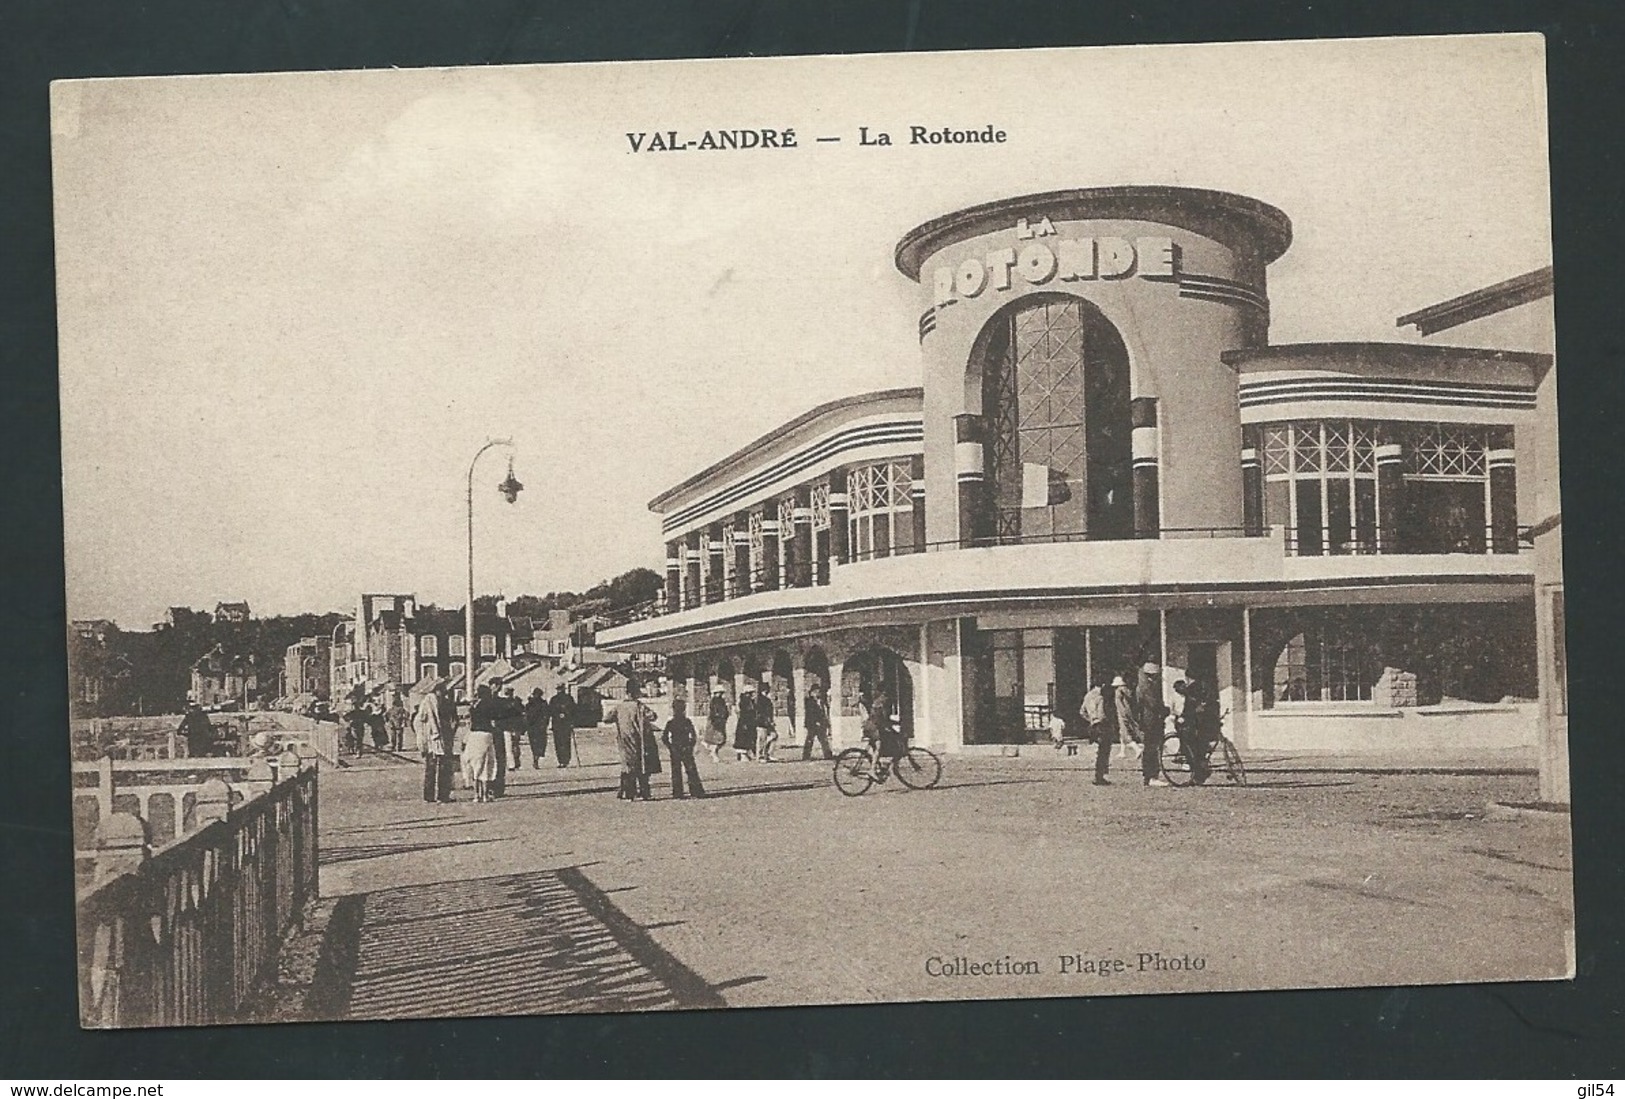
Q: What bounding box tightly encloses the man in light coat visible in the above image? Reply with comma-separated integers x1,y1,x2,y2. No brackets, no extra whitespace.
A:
610,680,654,801
414,681,458,803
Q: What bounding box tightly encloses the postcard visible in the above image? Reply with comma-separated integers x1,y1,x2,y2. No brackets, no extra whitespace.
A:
55,35,1570,1027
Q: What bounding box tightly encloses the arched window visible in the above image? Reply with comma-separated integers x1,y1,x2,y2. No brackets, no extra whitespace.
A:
1272,626,1374,704
848,461,916,560
977,295,1132,542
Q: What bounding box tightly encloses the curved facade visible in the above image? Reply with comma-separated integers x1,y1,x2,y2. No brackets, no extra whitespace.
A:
601,188,1554,756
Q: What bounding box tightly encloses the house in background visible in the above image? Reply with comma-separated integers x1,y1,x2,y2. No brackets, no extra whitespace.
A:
213,601,252,623
69,619,130,717
283,635,332,702
412,605,513,691
190,644,256,708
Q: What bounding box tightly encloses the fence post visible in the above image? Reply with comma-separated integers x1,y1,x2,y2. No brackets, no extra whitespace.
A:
241,759,274,799
93,812,148,885
96,754,115,824
195,777,233,826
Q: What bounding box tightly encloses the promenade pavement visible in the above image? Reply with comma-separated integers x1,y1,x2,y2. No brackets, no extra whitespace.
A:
304,733,1572,1019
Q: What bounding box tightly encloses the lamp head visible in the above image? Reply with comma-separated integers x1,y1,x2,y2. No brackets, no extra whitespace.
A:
497,457,524,504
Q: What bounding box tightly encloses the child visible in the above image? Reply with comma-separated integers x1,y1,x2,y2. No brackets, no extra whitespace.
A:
662,698,707,799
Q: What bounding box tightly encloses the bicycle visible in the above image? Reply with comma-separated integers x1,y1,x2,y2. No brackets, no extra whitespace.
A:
1159,710,1246,786
833,743,942,796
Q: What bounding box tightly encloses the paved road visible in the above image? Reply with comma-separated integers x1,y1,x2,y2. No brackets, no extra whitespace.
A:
310,734,1572,1018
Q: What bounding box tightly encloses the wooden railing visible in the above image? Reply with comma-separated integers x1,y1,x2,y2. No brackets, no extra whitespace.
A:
76,765,319,1029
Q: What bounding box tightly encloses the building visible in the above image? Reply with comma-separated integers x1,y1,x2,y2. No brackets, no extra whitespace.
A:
190,644,256,709
282,635,332,702
412,605,513,688
516,609,573,661
213,601,251,623
1397,266,1564,799
599,186,1557,756
68,619,129,716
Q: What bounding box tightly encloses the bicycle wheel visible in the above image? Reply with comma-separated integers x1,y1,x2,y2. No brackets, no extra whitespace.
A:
894,746,942,790
1218,737,1247,785
1159,734,1195,786
833,747,876,796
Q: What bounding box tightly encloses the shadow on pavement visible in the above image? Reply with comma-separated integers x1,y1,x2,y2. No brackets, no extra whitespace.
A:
502,784,622,801
695,780,827,800
321,835,514,866
1235,779,1358,790
308,867,733,1020
327,816,489,837
936,777,1047,791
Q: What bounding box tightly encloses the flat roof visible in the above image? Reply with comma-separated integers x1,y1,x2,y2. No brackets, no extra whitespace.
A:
895,186,1293,281
648,387,923,513
1396,266,1553,336
1222,342,1552,370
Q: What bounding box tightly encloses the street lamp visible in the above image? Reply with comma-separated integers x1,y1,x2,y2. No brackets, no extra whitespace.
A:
466,438,521,700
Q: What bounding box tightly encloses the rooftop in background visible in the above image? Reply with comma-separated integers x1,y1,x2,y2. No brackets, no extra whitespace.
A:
1397,266,1554,337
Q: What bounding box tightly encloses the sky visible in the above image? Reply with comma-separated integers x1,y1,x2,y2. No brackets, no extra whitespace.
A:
52,35,1552,628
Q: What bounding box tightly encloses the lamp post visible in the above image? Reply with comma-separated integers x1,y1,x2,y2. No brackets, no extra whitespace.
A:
466,438,523,700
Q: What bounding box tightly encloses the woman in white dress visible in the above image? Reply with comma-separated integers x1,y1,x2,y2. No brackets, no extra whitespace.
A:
460,685,500,802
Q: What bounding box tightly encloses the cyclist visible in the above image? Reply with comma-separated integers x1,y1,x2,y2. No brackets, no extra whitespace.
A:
1172,678,1220,784
861,691,907,778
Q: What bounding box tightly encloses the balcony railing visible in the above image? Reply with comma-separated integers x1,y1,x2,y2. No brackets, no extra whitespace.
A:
1281,524,1533,558
605,527,1261,626
601,521,1537,630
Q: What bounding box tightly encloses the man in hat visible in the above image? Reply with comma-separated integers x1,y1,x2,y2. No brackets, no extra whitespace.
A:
704,685,730,763
413,679,458,803
755,679,779,763
178,702,215,759
610,679,654,801
1082,674,1117,785
801,679,833,760
1137,662,1170,787
549,683,576,767
732,683,758,761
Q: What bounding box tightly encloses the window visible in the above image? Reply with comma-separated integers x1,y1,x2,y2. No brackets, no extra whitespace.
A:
420,662,437,682
848,461,916,560
420,635,438,658
1401,424,1494,554
981,296,1133,542
1261,421,1380,555
448,634,465,657
748,509,765,587
810,479,830,531
1407,425,1488,478
448,662,465,682
1271,625,1374,704
480,634,497,657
